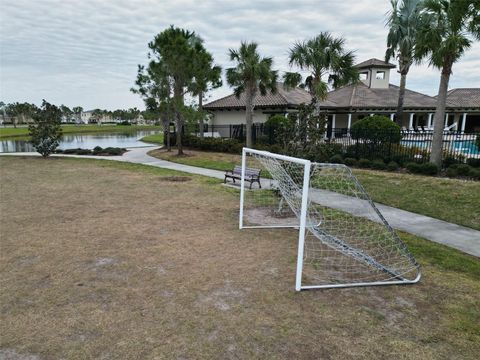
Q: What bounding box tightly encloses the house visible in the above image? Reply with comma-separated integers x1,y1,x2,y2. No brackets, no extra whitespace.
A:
204,58,480,134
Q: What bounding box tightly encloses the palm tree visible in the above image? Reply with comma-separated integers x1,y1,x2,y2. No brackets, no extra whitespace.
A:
385,0,423,125
190,44,222,137
283,32,358,104
226,42,278,148
416,0,480,167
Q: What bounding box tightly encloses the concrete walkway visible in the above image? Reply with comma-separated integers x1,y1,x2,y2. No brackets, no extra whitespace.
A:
2,146,479,257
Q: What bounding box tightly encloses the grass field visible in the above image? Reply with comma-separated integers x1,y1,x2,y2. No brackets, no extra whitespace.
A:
0,125,163,139
140,133,164,145
149,148,480,230
0,156,479,359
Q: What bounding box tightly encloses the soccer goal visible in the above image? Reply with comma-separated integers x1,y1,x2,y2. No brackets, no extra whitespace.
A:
239,148,421,291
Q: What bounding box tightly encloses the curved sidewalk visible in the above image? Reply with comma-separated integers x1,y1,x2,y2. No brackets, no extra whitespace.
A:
2,146,479,257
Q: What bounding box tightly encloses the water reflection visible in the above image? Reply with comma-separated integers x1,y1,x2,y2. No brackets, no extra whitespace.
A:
0,130,160,153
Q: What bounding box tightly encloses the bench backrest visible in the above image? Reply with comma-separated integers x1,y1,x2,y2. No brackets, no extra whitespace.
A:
233,166,261,177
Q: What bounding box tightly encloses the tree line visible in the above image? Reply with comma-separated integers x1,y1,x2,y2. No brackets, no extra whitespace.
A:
133,0,478,166
0,102,157,126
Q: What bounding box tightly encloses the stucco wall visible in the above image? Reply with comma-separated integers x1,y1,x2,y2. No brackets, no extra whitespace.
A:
209,109,270,126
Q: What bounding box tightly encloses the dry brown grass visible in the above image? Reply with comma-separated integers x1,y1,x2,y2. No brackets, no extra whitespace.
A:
0,156,479,359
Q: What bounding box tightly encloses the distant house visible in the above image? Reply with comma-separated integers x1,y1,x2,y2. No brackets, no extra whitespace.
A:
80,110,93,124
204,58,480,135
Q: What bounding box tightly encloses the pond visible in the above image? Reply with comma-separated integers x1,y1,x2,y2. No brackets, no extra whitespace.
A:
0,130,160,153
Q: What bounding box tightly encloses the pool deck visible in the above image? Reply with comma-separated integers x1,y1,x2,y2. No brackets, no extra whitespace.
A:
1,146,479,258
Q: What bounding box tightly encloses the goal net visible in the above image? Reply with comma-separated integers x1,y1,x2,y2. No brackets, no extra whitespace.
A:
239,148,421,291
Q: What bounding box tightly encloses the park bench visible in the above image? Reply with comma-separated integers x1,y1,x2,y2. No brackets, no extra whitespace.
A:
224,166,262,189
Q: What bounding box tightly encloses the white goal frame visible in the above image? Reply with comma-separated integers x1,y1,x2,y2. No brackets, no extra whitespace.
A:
239,147,421,291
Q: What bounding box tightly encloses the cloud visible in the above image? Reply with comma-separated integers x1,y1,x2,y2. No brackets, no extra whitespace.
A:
0,0,479,109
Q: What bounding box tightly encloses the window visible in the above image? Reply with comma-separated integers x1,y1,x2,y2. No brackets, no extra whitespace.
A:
376,71,385,79
359,72,368,81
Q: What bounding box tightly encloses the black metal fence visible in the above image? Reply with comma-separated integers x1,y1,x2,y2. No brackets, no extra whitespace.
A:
173,124,479,164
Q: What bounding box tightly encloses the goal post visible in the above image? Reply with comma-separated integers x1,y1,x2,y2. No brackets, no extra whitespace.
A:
239,147,421,291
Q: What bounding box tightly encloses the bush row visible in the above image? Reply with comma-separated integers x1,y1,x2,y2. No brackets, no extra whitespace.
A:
56,146,127,156
177,135,479,180
328,154,479,180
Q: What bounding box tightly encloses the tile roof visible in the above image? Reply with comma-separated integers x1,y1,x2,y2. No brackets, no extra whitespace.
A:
355,58,396,69
205,83,479,111
204,83,313,109
318,83,440,109
444,88,480,109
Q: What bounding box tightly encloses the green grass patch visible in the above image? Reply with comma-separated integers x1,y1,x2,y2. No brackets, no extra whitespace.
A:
400,231,480,280
148,149,480,230
0,125,163,139
140,133,164,145
354,170,480,230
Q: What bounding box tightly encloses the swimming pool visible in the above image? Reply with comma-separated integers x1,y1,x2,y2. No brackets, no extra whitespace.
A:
401,139,480,156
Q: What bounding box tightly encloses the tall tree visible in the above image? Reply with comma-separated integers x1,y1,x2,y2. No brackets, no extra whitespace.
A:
226,42,278,148
416,0,480,167
385,0,423,125
60,105,73,123
133,26,202,155
72,106,83,124
283,32,358,103
190,44,222,137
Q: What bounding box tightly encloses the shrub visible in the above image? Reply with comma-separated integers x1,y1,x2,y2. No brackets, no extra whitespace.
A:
407,162,438,175
455,164,472,176
103,147,124,155
343,157,357,166
117,121,131,126
182,134,243,154
386,161,399,171
77,149,92,155
443,156,461,168
350,115,402,143
371,160,387,170
93,146,103,154
466,158,480,168
329,154,343,164
469,168,480,180
406,162,422,174
63,148,81,154
419,163,439,175
55,149,64,153
358,158,371,168
264,115,292,145
445,167,458,178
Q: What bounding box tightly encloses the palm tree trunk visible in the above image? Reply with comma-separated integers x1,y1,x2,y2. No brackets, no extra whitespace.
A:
395,73,407,126
198,92,204,138
245,87,254,148
430,61,452,167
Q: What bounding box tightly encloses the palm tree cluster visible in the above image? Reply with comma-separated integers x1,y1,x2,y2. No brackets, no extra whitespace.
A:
385,0,479,166
133,2,478,162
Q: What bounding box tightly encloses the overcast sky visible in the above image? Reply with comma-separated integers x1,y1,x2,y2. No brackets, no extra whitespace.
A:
1,0,479,110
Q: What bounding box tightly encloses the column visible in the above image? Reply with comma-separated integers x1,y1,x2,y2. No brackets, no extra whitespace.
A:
453,114,459,131
347,113,352,133
409,113,414,130
427,113,433,129
390,113,395,121
444,113,449,128
331,114,336,139
461,113,467,133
